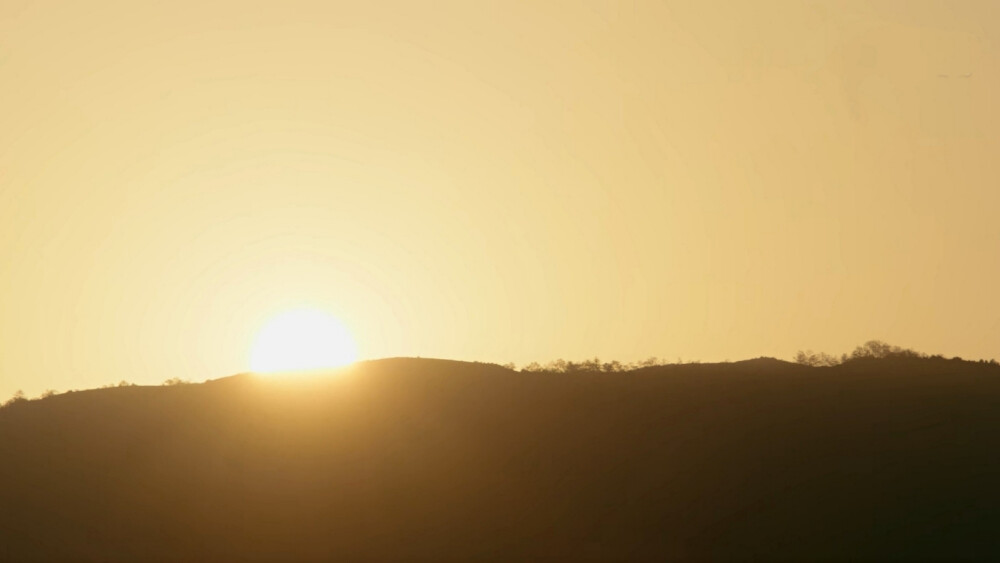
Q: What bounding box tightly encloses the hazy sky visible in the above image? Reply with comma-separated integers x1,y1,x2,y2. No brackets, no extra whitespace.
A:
2,1,999,397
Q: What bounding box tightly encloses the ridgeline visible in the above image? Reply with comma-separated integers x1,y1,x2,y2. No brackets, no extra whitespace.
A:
3,355,1000,561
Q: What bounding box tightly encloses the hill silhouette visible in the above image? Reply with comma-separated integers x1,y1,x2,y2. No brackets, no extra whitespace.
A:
3,355,1000,561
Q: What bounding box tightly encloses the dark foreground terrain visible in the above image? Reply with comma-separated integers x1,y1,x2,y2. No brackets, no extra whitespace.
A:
3,356,1000,562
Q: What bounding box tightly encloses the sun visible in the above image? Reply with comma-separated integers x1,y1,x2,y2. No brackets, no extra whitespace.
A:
249,309,358,373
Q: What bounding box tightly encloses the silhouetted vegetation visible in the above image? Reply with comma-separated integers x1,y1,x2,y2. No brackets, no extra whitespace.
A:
794,350,845,366
792,339,991,367
0,382,141,409
518,356,679,373
1,389,26,408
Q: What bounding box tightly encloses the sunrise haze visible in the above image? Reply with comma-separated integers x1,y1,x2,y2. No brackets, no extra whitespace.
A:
2,0,999,399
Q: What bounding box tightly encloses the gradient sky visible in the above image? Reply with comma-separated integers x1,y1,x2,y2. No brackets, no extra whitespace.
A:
2,1,999,398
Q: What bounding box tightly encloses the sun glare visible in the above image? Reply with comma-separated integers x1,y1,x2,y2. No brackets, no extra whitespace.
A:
249,309,358,373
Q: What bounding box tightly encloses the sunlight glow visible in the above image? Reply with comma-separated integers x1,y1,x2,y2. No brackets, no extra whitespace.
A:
249,309,358,373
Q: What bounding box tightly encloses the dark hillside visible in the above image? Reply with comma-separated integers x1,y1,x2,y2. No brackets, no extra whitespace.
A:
3,357,1000,561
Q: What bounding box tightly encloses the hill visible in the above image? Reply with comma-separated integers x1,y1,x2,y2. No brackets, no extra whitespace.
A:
3,356,1000,561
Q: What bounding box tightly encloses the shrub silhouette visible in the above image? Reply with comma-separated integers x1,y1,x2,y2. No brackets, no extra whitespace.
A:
1,389,26,408
519,356,672,373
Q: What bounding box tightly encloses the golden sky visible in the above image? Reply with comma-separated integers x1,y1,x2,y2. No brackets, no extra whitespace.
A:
2,1,998,397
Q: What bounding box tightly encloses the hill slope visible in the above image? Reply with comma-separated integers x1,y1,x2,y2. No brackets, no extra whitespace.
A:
3,357,1000,561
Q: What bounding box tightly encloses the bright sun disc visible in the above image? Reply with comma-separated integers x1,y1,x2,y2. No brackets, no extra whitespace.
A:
249,309,358,373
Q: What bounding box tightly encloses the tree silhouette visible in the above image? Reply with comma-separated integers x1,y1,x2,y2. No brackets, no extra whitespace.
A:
796,340,926,367
794,350,841,367
849,340,922,361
